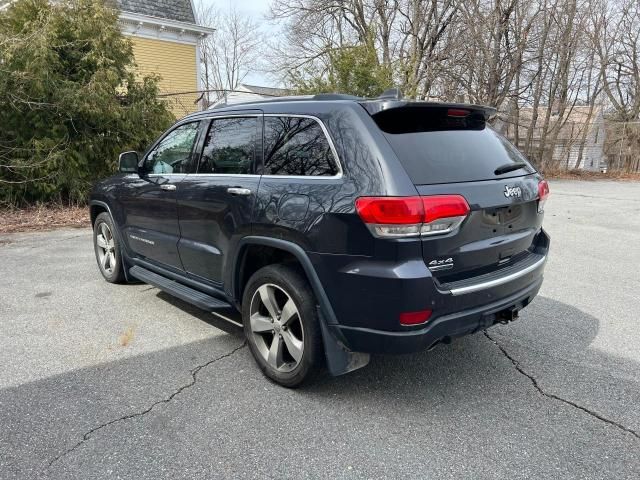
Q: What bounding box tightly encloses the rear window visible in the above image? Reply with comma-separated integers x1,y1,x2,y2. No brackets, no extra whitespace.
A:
374,107,535,184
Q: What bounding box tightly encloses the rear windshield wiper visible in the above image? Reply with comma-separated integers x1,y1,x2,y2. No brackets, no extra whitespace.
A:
494,162,527,175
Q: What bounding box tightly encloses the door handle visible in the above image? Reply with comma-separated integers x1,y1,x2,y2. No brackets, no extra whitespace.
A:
160,184,177,191
227,187,252,196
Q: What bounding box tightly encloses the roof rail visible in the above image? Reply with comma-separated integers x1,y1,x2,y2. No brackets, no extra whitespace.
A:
207,92,363,110
202,89,496,120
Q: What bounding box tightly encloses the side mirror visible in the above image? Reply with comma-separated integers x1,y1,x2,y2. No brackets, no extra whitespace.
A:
118,151,139,173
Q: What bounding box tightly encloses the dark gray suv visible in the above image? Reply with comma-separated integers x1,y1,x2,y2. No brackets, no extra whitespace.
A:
90,93,550,387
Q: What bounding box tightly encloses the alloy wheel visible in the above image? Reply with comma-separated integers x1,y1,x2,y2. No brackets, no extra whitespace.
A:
249,283,304,373
96,222,116,275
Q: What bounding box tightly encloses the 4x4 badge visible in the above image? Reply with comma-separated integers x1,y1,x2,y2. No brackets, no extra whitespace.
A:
504,185,522,198
428,257,454,271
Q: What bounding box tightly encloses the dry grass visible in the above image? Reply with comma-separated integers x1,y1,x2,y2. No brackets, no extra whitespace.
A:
118,326,135,347
543,168,640,181
0,204,88,234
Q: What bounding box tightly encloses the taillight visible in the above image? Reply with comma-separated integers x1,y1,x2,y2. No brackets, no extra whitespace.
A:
355,197,423,237
537,180,550,213
355,195,470,238
421,195,470,235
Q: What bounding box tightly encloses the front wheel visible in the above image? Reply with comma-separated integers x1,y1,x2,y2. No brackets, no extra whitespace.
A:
242,264,323,387
93,212,126,283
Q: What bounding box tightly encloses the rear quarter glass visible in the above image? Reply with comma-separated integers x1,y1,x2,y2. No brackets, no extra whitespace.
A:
374,107,536,184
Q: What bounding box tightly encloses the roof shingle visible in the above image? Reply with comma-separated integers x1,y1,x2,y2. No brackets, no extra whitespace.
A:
115,0,196,24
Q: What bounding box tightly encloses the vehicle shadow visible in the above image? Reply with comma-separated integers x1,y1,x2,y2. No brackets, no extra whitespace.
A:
302,296,640,433
2,295,639,478
307,295,601,394
156,289,640,435
154,290,244,338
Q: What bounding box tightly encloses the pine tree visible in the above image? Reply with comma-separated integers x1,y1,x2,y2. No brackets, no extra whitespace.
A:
0,0,175,205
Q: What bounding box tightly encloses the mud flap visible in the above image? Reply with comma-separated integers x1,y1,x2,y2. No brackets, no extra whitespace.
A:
317,307,370,376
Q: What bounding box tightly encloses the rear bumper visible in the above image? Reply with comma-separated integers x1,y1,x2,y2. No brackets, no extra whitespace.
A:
309,228,549,354
330,276,543,354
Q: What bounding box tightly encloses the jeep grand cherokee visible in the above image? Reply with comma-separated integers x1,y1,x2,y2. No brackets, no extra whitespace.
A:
90,92,550,387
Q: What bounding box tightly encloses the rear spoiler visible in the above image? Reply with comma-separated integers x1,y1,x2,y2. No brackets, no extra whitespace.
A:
359,100,497,121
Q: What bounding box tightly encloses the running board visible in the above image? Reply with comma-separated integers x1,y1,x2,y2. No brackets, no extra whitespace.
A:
129,266,236,314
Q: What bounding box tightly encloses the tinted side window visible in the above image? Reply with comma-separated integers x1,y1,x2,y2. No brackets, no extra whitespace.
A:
198,117,257,174
145,122,199,174
263,117,339,176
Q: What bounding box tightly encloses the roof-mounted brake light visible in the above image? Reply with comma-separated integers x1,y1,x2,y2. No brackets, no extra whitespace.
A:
447,108,471,117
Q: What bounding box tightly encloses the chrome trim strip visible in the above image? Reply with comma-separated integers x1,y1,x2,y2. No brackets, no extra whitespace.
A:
148,173,259,178
447,256,546,296
147,173,187,177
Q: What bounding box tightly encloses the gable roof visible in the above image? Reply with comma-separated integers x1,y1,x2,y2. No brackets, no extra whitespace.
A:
114,0,195,24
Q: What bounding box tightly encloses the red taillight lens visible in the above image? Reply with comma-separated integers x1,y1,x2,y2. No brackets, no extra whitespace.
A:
537,180,550,213
422,195,470,223
355,195,470,238
400,309,433,326
355,197,423,224
538,179,550,201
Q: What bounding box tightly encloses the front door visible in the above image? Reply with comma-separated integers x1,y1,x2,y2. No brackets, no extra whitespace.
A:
120,121,200,270
177,114,261,286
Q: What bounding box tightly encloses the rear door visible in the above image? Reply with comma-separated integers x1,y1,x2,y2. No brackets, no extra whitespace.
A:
372,105,544,281
119,121,200,270
176,112,261,285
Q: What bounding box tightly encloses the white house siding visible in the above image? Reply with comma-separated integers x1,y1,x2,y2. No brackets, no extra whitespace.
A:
224,90,266,104
558,113,606,170
506,106,606,170
210,84,291,107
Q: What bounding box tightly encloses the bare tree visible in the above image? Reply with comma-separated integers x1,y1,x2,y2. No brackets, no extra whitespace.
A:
197,3,264,105
594,0,640,121
264,0,640,171
269,0,462,99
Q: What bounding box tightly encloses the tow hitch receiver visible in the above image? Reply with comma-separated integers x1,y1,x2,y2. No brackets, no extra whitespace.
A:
498,308,519,324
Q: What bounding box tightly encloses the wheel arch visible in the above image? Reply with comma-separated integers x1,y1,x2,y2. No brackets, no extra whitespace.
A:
89,200,120,227
232,236,338,326
90,202,108,227
232,237,371,376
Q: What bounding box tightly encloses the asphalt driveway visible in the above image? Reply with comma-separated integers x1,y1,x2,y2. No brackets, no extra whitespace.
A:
1,180,639,479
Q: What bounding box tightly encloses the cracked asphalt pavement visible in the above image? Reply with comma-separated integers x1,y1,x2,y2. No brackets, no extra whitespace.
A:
1,180,639,479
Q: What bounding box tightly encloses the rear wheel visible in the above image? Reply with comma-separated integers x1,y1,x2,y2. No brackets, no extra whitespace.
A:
93,212,125,283
242,264,323,387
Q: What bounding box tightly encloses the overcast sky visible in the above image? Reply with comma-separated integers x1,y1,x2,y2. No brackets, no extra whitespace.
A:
196,0,274,86
205,0,272,16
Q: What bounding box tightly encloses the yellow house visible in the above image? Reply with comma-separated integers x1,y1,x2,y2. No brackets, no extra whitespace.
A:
115,0,214,117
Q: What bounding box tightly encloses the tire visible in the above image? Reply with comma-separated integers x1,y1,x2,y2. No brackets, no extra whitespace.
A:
242,264,324,387
93,212,126,284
